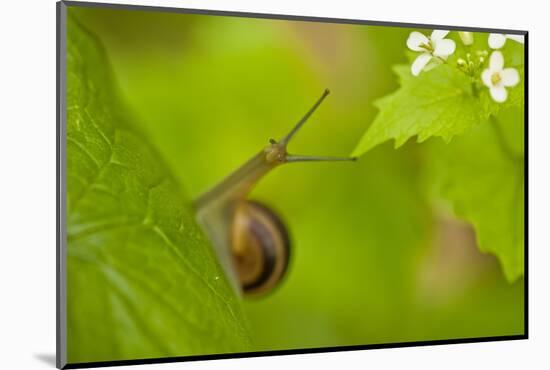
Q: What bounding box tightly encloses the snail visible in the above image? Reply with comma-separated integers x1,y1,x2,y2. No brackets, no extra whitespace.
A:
194,89,356,296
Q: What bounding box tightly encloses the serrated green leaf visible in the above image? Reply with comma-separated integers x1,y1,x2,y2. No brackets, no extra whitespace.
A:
352,36,524,157
66,15,250,363
352,34,525,281
435,107,524,281
352,64,484,156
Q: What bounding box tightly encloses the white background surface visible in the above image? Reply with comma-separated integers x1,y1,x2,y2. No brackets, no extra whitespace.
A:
0,0,547,369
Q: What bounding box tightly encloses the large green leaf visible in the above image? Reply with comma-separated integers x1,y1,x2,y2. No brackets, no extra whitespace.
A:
432,107,524,281
66,15,250,363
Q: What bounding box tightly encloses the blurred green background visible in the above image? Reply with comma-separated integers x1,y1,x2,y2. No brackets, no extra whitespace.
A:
70,6,523,351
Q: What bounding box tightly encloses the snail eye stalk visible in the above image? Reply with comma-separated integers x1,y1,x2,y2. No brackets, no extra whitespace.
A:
280,88,356,164
279,88,331,147
286,155,357,163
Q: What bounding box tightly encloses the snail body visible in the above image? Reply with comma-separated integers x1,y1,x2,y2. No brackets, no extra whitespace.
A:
194,89,355,296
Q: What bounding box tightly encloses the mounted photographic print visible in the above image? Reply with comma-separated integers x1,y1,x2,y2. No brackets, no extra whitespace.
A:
56,1,527,368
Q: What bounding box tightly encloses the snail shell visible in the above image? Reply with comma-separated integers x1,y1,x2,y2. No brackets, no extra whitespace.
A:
231,200,290,296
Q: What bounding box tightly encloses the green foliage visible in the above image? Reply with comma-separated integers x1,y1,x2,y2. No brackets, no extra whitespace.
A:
352,64,483,154
432,107,524,281
352,62,523,156
66,15,250,363
352,31,525,281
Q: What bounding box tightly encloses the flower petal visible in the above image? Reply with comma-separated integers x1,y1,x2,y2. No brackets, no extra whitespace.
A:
506,34,525,44
490,85,508,103
423,59,440,72
489,51,504,71
458,31,474,45
481,69,493,87
407,31,429,51
488,33,506,49
431,30,450,40
411,53,432,76
433,38,456,57
501,68,520,87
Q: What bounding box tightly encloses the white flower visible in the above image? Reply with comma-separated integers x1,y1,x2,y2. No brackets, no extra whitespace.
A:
482,51,520,103
488,33,525,49
407,30,456,76
458,32,474,46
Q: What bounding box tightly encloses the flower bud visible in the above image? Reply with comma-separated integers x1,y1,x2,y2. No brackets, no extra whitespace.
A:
459,32,474,46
